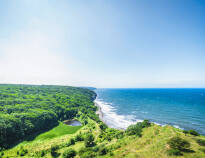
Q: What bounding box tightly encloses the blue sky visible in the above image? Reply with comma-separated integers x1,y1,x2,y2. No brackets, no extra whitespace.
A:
0,0,205,88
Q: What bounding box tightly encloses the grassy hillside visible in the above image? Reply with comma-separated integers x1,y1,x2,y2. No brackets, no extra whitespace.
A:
2,119,205,158
30,122,81,141
0,84,205,158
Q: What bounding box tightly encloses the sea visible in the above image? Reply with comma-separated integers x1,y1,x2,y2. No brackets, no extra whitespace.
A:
94,88,205,135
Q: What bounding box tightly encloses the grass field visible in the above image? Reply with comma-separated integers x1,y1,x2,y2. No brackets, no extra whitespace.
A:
107,124,205,158
2,122,82,157
32,122,81,141
2,120,205,158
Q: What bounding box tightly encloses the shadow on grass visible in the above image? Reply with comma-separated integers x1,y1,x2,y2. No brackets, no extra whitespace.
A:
7,122,59,149
182,148,195,153
51,151,61,158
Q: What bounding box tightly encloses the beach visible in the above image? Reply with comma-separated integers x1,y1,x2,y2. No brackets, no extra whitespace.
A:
94,100,104,122
94,99,138,129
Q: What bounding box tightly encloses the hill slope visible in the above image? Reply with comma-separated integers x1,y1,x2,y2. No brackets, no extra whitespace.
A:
0,84,205,158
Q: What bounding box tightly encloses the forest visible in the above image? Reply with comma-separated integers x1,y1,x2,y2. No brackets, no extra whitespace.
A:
0,84,97,148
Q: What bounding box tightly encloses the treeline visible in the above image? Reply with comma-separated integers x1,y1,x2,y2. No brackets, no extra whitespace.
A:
0,84,97,148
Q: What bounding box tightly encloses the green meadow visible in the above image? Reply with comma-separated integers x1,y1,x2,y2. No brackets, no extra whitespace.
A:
28,122,81,142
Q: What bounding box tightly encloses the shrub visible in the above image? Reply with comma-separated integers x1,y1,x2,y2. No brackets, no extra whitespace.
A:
51,145,59,152
99,147,108,156
74,134,84,142
99,122,107,130
20,149,28,156
126,120,151,137
39,150,46,157
69,138,75,145
84,134,95,147
183,129,199,136
92,146,99,152
62,148,76,158
188,130,199,136
83,120,88,125
50,145,60,157
126,124,142,137
183,130,189,134
109,152,114,156
35,150,47,157
17,146,28,156
196,139,205,146
167,136,190,151
167,148,182,156
141,120,151,128
66,138,75,146
115,131,124,139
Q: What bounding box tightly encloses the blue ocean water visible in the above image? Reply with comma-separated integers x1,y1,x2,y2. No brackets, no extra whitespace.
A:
95,88,205,135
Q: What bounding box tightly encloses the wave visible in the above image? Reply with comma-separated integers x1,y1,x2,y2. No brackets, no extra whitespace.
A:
94,99,183,130
94,99,142,129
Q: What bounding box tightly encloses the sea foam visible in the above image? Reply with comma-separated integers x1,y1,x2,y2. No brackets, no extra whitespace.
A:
95,99,184,130
95,99,142,129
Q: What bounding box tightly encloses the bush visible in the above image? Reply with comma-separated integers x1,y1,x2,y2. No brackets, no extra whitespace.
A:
99,147,108,156
167,148,182,156
62,148,76,158
66,138,75,147
167,136,190,151
183,130,189,134
38,150,46,157
196,139,205,146
50,145,60,157
183,129,199,136
84,134,95,147
126,120,151,137
51,145,59,152
17,146,28,156
115,131,124,139
69,138,75,145
126,124,142,137
99,122,107,130
74,134,84,142
141,120,151,128
92,146,100,152
188,130,199,136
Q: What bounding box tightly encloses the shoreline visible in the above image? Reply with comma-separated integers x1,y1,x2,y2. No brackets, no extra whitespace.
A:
94,99,185,131
94,98,204,135
94,100,105,123
94,99,137,130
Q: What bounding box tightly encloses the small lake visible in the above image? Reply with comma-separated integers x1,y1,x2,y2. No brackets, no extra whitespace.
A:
64,120,82,126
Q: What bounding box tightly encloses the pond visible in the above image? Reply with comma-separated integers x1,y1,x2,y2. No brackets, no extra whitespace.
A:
63,120,82,126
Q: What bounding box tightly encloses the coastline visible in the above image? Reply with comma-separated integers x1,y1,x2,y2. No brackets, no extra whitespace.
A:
93,98,203,135
94,100,104,123
94,99,185,131
94,99,138,129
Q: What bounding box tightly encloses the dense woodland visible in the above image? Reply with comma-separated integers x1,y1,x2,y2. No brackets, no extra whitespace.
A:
0,84,97,148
